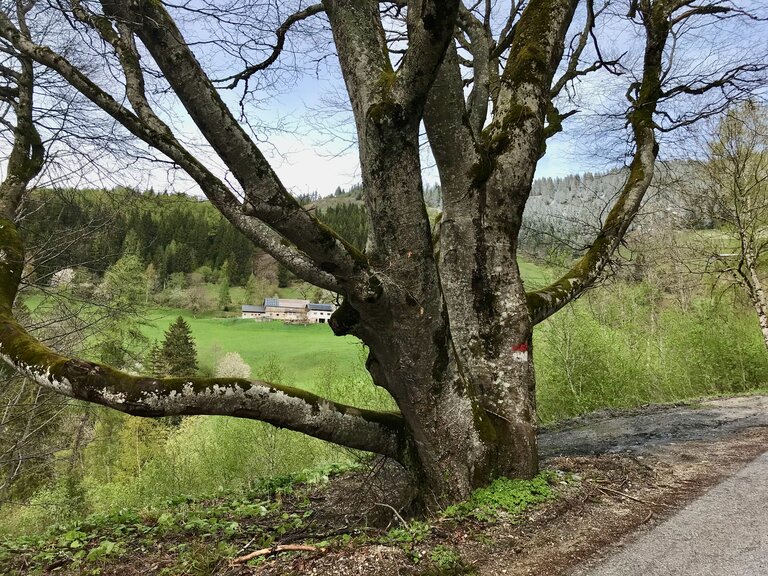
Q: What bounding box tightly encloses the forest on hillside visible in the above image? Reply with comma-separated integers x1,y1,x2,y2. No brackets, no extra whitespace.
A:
18,188,369,290
18,171,675,296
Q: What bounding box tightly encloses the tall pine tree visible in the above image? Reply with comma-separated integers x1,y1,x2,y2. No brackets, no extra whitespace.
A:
217,261,231,310
160,317,198,377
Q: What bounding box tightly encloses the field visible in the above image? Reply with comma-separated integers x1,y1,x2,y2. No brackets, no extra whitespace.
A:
145,261,552,382
21,260,552,391
141,310,365,386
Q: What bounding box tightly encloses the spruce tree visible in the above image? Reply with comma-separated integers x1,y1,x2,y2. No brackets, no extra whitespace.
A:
146,341,166,378
160,317,198,377
277,264,291,288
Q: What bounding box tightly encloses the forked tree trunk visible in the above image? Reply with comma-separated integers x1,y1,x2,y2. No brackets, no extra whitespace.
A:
0,0,686,509
347,305,538,507
325,103,541,507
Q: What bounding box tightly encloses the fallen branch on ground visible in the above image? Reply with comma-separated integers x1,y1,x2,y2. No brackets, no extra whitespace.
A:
596,485,671,508
231,544,325,564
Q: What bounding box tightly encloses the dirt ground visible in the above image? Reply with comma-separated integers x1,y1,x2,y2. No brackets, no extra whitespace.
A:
243,396,768,576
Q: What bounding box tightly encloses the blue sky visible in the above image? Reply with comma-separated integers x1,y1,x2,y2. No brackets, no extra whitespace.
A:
243,76,585,199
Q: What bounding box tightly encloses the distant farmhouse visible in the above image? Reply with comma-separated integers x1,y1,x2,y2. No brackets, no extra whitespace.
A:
241,298,335,324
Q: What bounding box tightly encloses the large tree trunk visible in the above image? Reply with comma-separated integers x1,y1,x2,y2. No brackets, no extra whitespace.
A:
328,98,540,503
335,283,537,507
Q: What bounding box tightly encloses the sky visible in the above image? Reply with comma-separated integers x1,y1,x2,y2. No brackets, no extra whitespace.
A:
262,124,582,198
119,2,593,200
23,0,767,199
222,72,585,200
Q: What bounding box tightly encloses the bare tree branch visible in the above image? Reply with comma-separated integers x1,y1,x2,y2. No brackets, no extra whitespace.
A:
0,220,405,460
217,3,325,89
0,10,347,292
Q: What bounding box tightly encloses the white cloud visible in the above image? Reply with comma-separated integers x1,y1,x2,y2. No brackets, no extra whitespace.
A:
264,134,361,197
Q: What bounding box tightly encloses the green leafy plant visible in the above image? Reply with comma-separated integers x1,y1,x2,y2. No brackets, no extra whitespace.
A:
384,520,431,546
430,545,462,569
85,540,122,561
443,471,560,522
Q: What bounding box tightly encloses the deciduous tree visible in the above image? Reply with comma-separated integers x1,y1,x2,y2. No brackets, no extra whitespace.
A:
681,102,768,348
0,0,765,506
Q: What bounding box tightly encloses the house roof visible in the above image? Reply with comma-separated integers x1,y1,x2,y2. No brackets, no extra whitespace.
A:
278,298,310,308
307,303,334,312
263,298,310,309
241,305,265,313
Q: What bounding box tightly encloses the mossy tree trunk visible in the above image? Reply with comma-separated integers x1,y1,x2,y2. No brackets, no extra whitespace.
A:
0,0,759,505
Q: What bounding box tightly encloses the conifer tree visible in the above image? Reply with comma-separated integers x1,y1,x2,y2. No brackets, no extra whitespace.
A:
146,341,166,378
244,273,258,304
277,265,291,288
160,317,198,378
144,263,158,304
218,262,231,310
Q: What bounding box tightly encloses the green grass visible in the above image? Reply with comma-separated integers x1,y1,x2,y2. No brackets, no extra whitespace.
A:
20,259,553,388
519,260,552,289
18,293,367,389
142,310,365,387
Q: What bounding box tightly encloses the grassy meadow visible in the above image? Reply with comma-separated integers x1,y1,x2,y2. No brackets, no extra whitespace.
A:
143,258,552,386
141,310,364,388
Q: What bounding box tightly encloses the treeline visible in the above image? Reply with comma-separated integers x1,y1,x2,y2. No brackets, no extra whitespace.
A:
20,188,256,286
19,188,370,287
299,181,443,208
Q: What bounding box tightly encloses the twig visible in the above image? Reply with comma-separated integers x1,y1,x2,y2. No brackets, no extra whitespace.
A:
641,510,654,524
235,535,257,556
596,485,648,503
596,485,671,508
231,544,324,564
375,502,409,528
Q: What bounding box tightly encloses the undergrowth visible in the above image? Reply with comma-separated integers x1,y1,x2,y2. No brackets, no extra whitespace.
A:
375,469,574,575
0,464,349,575
0,465,575,576
442,470,562,521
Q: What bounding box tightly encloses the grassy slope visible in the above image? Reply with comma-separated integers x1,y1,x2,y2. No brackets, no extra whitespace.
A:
145,260,552,383
142,311,365,387
0,465,568,575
